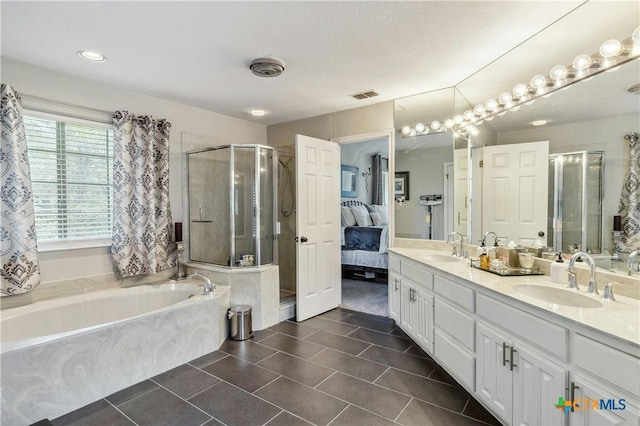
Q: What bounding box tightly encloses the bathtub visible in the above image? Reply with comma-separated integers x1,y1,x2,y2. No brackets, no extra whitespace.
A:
1,281,230,425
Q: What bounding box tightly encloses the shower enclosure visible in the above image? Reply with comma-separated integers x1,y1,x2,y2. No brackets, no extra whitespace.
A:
187,145,277,267
547,151,604,254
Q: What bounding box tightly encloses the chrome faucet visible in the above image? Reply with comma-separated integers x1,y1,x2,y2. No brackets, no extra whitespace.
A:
567,252,598,295
628,250,639,276
447,232,464,257
482,231,499,247
187,273,214,295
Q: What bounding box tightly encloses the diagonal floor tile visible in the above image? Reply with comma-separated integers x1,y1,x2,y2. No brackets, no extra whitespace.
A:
117,387,211,426
268,321,319,338
188,350,229,369
300,316,360,335
375,368,469,413
265,411,314,426
462,397,503,425
258,351,334,387
347,327,413,352
396,399,486,426
310,348,388,382
202,355,279,392
260,332,325,359
219,339,278,363
255,376,348,426
316,308,354,321
339,314,397,333
106,380,158,406
329,405,398,426
317,372,410,420
152,364,220,399
359,345,436,377
189,382,281,426
52,399,135,426
304,330,371,355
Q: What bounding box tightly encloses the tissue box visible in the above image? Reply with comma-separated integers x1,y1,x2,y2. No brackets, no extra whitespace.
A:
496,247,526,267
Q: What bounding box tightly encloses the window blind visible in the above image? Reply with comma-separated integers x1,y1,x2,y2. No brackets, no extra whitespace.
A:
24,116,113,243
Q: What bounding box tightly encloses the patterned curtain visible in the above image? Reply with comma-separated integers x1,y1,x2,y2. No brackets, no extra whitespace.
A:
371,154,388,205
111,111,176,277
618,131,640,252
0,84,41,295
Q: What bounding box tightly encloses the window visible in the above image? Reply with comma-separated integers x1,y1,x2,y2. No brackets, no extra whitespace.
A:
24,114,113,248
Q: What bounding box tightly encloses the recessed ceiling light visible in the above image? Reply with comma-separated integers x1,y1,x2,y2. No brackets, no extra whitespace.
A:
532,120,548,126
250,109,266,117
78,50,107,62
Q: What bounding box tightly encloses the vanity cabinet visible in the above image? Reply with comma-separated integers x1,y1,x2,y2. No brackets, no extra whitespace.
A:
569,375,639,425
389,254,434,354
476,321,567,425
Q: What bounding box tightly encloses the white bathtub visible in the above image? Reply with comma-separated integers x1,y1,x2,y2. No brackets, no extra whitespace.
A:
0,281,230,425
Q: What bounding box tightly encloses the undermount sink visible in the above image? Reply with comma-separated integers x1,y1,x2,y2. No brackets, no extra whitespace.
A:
513,284,603,308
421,254,461,263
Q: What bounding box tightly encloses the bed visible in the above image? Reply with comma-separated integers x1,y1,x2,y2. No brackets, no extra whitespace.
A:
340,201,389,280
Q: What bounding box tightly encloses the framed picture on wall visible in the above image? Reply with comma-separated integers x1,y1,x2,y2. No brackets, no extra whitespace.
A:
395,171,409,200
341,164,359,198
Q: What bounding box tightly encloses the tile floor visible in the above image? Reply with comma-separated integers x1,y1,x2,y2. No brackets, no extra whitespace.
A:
52,308,501,426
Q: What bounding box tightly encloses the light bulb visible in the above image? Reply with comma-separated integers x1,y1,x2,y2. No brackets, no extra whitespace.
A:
530,74,547,90
498,92,512,105
513,84,528,98
463,110,475,121
401,126,411,136
415,122,426,133
599,39,622,58
431,121,441,131
469,126,480,136
473,104,485,116
453,115,463,124
409,128,417,137
550,65,568,81
444,119,454,129
485,99,498,111
572,54,592,71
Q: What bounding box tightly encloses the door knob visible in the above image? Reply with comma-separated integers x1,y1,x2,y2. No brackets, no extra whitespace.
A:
300,236,308,243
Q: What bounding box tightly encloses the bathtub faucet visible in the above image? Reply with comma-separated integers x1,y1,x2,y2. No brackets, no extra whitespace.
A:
187,273,215,295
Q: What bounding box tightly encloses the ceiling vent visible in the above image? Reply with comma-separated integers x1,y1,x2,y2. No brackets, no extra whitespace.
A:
350,90,379,100
249,57,285,78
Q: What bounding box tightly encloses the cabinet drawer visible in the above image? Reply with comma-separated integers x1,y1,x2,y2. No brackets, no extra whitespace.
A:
434,275,474,311
476,293,568,360
389,254,401,273
434,329,475,390
573,334,640,397
401,259,434,292
435,298,475,352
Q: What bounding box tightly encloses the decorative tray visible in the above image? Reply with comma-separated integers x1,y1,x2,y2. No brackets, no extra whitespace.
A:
470,260,544,276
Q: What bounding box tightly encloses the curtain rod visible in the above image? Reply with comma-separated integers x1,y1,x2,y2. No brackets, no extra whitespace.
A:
19,93,113,116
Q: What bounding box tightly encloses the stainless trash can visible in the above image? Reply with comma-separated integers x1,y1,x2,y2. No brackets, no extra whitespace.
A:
228,305,253,340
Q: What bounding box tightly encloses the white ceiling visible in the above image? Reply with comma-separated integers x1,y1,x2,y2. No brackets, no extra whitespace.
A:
1,0,590,126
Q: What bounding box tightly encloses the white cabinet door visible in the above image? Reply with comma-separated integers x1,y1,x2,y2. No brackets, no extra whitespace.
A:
476,322,513,423
513,344,567,426
414,286,434,354
569,377,638,425
388,272,401,322
400,280,415,337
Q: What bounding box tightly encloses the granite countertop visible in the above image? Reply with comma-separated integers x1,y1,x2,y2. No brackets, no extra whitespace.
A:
390,246,640,348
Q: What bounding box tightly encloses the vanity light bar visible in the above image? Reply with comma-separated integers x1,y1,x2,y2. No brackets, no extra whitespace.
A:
453,28,640,135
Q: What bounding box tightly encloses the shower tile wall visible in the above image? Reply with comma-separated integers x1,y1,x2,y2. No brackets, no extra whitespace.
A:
278,150,296,294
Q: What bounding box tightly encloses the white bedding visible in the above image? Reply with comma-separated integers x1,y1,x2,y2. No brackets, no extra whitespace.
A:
341,249,388,269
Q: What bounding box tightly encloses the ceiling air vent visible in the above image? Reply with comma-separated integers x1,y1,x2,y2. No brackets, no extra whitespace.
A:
350,90,379,100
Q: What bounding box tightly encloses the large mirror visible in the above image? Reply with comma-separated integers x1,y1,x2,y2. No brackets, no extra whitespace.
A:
394,88,456,240
454,1,639,276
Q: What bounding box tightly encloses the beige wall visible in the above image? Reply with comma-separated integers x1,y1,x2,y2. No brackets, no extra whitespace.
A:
2,57,267,282
267,101,394,146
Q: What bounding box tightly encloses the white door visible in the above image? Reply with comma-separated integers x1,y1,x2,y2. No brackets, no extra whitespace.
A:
453,148,469,238
295,134,341,322
482,141,549,245
443,162,454,238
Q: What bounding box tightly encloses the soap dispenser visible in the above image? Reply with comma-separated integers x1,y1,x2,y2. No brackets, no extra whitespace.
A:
550,251,568,283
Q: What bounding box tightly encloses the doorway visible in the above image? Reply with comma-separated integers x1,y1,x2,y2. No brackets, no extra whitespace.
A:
334,131,393,317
